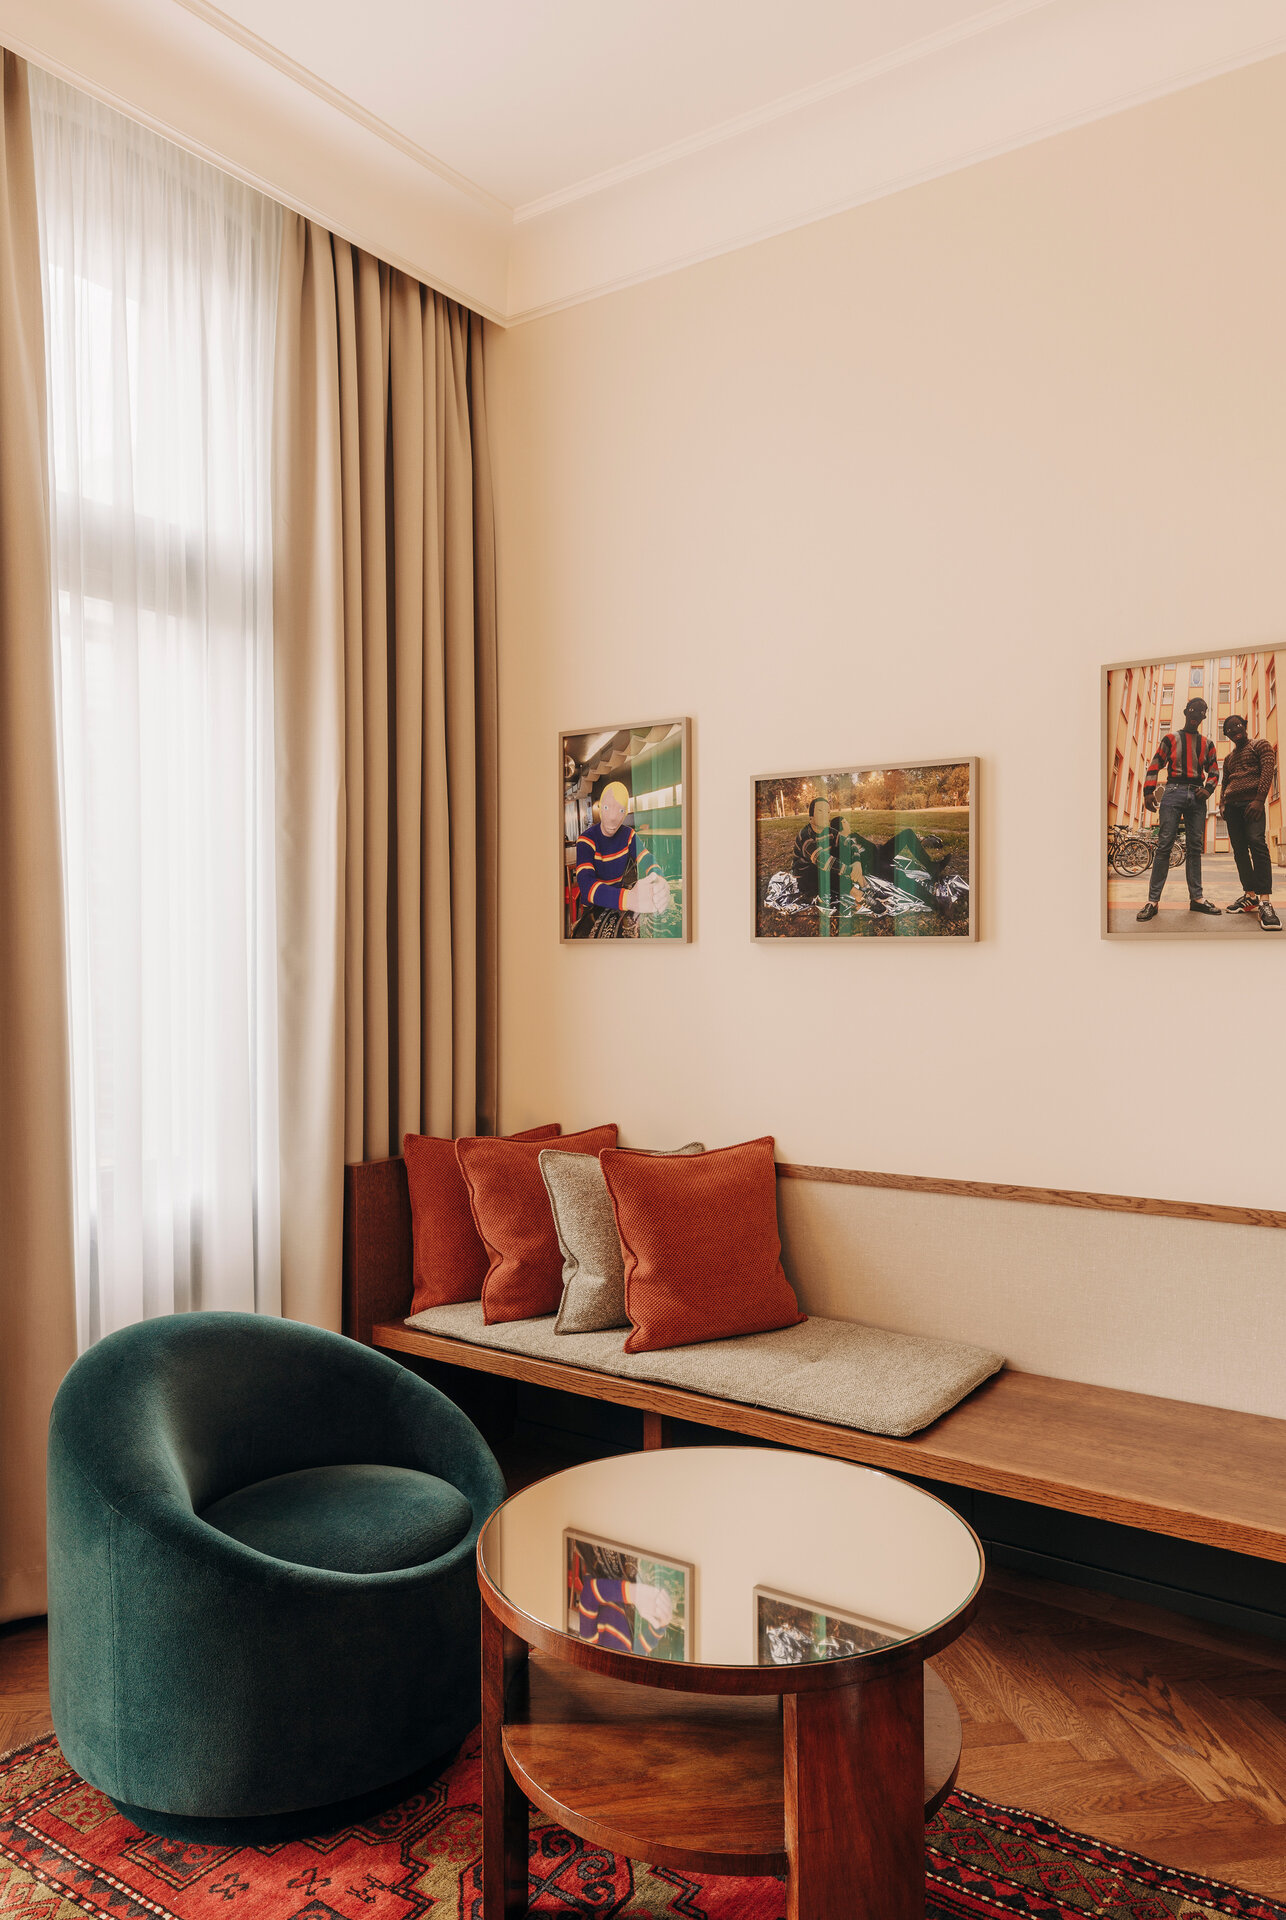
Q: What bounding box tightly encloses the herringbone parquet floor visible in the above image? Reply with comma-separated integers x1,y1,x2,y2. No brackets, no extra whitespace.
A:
6,1566,1286,1898
935,1566,1286,1899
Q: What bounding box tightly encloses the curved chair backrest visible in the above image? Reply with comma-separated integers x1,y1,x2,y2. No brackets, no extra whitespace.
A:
50,1311,486,1521
48,1311,508,1827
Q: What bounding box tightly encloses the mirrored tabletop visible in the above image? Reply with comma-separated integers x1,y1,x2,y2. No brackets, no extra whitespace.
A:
478,1446,982,1670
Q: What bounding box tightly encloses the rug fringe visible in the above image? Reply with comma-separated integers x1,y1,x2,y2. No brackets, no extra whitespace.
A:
0,1728,56,1768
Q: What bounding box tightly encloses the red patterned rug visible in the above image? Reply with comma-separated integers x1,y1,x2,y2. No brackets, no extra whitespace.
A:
1,1731,1282,1920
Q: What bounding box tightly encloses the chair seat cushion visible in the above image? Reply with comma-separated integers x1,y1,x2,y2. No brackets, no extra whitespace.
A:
201,1464,473,1573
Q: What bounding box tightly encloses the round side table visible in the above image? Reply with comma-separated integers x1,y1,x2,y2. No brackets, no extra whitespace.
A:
477,1446,983,1920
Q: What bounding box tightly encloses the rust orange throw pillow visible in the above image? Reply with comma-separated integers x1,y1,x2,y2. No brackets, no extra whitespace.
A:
601,1136,805,1354
458,1125,619,1324
404,1125,560,1314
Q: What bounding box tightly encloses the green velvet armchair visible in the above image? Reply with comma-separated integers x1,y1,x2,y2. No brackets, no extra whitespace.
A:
47,1312,507,1841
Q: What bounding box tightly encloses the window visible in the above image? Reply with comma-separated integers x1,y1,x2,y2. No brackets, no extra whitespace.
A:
33,72,283,1343
1120,669,1132,715
1253,696,1260,735
1133,699,1141,740
1111,751,1122,805
1125,769,1134,816
1215,818,1229,847
1269,661,1277,714
1220,656,1232,669
1189,666,1203,686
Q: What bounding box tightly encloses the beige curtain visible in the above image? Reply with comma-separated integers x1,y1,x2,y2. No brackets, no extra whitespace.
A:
0,50,77,1622
274,216,499,1330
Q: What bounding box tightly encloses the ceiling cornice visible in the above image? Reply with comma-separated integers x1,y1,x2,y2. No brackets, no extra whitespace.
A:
166,0,510,217
0,0,514,321
3,0,1285,326
504,0,1286,321
511,0,1060,224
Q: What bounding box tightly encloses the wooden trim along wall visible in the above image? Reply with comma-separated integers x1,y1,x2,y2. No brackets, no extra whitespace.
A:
776,1163,1286,1232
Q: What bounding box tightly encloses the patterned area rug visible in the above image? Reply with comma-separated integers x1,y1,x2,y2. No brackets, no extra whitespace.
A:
2,1731,1282,1920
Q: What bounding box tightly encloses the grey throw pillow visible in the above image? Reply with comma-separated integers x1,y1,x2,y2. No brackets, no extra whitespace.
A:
541,1143,703,1334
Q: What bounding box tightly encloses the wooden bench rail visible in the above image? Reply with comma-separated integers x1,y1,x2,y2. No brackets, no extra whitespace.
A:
777,1162,1286,1231
346,1155,1286,1573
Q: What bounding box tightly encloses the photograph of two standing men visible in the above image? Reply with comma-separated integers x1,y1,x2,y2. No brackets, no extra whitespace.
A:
1105,653,1282,938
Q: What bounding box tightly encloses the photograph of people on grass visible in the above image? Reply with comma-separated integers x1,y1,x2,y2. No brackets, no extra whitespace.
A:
562,720,688,941
1105,652,1282,939
754,759,975,939
754,1587,901,1665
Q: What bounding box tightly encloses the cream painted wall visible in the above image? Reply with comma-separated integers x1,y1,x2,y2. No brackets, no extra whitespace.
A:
777,1181,1286,1416
489,59,1286,1265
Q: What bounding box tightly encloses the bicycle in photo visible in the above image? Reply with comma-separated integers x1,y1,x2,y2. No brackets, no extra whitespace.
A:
1108,824,1154,875
1109,822,1187,875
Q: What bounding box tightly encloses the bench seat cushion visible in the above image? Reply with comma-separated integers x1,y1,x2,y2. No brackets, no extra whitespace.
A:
405,1301,1003,1438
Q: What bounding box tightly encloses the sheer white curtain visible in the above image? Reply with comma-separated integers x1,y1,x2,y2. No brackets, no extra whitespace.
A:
30,71,283,1345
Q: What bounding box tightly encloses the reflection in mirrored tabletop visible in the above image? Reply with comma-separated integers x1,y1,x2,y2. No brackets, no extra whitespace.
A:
478,1447,982,1669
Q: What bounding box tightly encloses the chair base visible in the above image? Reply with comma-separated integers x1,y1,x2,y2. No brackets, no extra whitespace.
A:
109,1742,462,1845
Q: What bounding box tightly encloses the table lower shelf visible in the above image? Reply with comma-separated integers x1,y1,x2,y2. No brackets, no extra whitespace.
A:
501,1654,962,1877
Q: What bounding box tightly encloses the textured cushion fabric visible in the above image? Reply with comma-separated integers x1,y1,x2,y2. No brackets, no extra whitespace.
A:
404,1124,560,1313
457,1124,619,1324
405,1299,1005,1439
543,1142,704,1335
46,1312,508,1833
201,1464,473,1574
601,1135,805,1354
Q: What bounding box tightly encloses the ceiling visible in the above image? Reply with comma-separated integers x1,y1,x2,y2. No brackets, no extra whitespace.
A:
195,0,1021,212
5,0,1286,321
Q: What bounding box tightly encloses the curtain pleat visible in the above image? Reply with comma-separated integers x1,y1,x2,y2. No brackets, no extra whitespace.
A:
0,50,77,1620
469,311,500,1139
274,216,498,1329
272,221,346,1332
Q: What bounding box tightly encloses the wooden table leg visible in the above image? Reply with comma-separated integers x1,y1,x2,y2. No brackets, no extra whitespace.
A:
783,1662,925,1920
642,1411,666,1450
481,1606,529,1919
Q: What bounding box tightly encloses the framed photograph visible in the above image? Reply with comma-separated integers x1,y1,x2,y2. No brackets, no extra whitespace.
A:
564,1529,692,1662
753,758,977,940
561,720,690,942
753,1586,903,1666
1103,651,1282,939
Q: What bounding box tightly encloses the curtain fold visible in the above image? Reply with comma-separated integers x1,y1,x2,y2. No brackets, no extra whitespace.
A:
274,217,499,1330
0,49,77,1622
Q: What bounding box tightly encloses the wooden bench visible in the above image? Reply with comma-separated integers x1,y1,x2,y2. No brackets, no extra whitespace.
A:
344,1156,1286,1568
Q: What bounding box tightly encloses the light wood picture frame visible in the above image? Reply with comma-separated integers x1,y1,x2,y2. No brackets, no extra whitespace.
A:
564,1528,694,1662
560,719,690,942
752,757,978,941
1102,650,1283,940
753,1585,905,1665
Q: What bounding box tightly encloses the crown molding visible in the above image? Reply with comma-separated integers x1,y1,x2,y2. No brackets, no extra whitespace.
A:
512,0,1059,224
505,0,1286,321
166,0,510,218
3,0,1285,326
0,0,513,321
